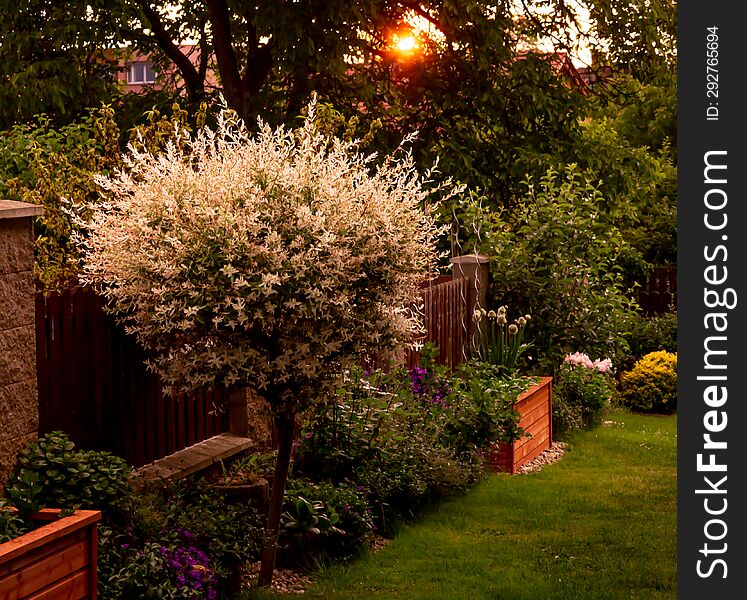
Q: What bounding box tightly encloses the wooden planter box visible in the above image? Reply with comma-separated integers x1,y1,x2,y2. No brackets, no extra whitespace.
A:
0,509,101,599
489,377,553,474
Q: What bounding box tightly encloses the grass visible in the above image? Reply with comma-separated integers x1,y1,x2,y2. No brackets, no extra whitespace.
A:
242,410,676,599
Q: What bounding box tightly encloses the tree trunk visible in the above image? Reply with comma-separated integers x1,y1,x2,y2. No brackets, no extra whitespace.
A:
257,413,296,587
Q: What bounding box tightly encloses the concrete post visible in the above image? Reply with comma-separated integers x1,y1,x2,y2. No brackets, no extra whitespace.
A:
450,254,490,316
450,254,490,353
228,387,273,450
0,200,43,488
228,388,250,437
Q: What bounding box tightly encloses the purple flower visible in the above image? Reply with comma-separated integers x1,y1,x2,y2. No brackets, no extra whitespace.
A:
163,544,217,597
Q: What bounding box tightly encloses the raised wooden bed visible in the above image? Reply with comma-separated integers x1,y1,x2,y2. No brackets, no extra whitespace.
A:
489,377,553,474
0,509,101,600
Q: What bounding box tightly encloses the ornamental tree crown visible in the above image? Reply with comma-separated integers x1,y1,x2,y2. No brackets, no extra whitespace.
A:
78,102,448,411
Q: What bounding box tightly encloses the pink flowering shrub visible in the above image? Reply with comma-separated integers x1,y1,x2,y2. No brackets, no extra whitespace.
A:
553,352,617,439
564,352,613,373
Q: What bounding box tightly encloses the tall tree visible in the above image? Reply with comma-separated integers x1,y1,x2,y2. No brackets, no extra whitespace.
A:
79,104,447,586
0,0,124,129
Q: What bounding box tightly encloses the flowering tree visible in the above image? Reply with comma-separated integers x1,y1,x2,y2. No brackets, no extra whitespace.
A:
77,101,446,585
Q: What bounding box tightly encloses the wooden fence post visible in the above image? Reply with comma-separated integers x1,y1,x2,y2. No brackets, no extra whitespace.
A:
0,200,43,489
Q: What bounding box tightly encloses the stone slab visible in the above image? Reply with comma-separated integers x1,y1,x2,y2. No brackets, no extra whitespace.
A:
0,200,43,220
134,433,256,484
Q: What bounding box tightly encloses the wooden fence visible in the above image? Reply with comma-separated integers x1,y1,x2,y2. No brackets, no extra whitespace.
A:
35,287,229,468
36,276,470,467
637,265,677,314
404,276,469,369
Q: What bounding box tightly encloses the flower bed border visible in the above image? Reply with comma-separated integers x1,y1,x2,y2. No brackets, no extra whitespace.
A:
489,377,553,474
0,508,101,599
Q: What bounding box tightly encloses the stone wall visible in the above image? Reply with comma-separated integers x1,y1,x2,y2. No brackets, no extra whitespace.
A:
0,200,43,488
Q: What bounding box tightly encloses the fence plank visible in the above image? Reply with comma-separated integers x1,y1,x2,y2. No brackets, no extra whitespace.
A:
637,265,677,314
36,287,230,468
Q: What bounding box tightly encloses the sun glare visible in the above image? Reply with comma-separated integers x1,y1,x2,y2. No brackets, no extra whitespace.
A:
394,34,419,53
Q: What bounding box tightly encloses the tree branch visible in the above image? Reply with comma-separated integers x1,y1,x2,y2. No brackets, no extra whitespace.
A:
396,1,442,30
136,1,205,103
205,0,246,117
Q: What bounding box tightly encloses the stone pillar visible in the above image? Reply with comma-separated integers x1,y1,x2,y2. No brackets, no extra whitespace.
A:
228,388,273,450
0,200,43,488
451,254,490,352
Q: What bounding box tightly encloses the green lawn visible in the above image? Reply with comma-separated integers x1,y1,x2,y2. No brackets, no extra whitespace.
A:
243,411,676,599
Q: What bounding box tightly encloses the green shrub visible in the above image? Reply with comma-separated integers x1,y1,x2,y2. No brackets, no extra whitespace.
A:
443,362,529,458
5,431,131,515
626,310,677,363
283,479,373,559
294,361,530,529
477,166,638,373
98,528,218,600
0,498,29,543
552,354,617,439
620,351,677,413
0,109,122,290
100,478,262,599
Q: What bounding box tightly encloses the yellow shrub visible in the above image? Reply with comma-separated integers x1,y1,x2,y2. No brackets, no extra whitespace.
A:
620,351,677,413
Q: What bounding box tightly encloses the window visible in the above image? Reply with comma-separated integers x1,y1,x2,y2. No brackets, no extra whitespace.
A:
127,62,156,84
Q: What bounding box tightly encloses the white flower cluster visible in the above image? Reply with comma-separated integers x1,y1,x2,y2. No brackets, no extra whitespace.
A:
78,101,450,409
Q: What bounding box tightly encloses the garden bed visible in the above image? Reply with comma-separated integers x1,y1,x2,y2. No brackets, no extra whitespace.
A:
0,508,101,599
489,377,553,474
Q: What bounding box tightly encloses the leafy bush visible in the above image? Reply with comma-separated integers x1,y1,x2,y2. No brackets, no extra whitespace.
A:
284,479,373,558
98,477,262,599
279,478,377,565
0,109,121,290
443,362,529,459
626,310,677,363
478,166,638,373
98,528,220,600
113,478,262,572
4,431,131,515
552,354,617,439
294,361,529,528
0,499,29,543
620,351,677,413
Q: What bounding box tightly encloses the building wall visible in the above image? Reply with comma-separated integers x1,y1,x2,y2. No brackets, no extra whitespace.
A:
0,200,42,488
115,45,220,96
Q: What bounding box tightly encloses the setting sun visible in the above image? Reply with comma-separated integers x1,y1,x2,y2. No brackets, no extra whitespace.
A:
393,33,419,53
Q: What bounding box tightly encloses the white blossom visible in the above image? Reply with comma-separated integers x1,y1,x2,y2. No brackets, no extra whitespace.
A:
77,100,450,410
